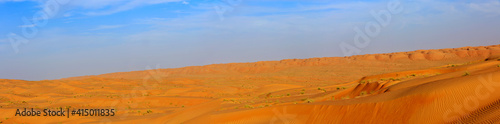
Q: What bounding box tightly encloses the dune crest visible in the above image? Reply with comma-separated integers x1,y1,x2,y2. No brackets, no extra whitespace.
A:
1,44,500,123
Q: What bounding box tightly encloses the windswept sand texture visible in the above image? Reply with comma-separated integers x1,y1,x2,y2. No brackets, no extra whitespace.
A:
1,44,500,123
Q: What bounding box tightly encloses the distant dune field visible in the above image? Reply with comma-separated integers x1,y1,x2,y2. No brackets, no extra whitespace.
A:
1,44,500,123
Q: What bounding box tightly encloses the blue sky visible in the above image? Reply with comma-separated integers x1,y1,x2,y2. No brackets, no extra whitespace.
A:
1,0,500,80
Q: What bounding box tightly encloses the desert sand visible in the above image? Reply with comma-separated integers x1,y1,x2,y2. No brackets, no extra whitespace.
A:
1,44,500,123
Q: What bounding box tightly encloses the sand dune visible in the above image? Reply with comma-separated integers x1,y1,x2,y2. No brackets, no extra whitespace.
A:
1,44,500,123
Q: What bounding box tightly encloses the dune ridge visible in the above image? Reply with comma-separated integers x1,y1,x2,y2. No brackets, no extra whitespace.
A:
0,44,499,123
63,44,500,80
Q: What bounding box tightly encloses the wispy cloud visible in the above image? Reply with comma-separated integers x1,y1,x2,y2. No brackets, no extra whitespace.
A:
73,0,184,16
18,24,36,28
0,38,7,43
1,0,185,16
89,25,125,31
0,0,29,2
468,0,500,15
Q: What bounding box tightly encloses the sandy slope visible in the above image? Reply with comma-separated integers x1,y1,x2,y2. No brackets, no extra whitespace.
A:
0,44,499,124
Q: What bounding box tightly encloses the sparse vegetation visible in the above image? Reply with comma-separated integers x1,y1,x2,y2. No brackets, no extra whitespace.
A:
300,91,305,95
244,104,253,109
318,88,326,92
463,71,470,76
360,91,367,96
342,96,350,100
390,78,401,81
266,93,272,98
302,98,314,103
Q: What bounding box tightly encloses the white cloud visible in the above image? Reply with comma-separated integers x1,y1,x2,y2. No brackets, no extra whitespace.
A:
18,24,37,28
297,1,376,12
468,0,500,14
69,0,183,16
0,0,29,2
1,0,184,16
63,12,72,17
89,25,125,30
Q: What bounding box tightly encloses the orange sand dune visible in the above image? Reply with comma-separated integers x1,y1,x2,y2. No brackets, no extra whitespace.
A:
0,44,499,123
